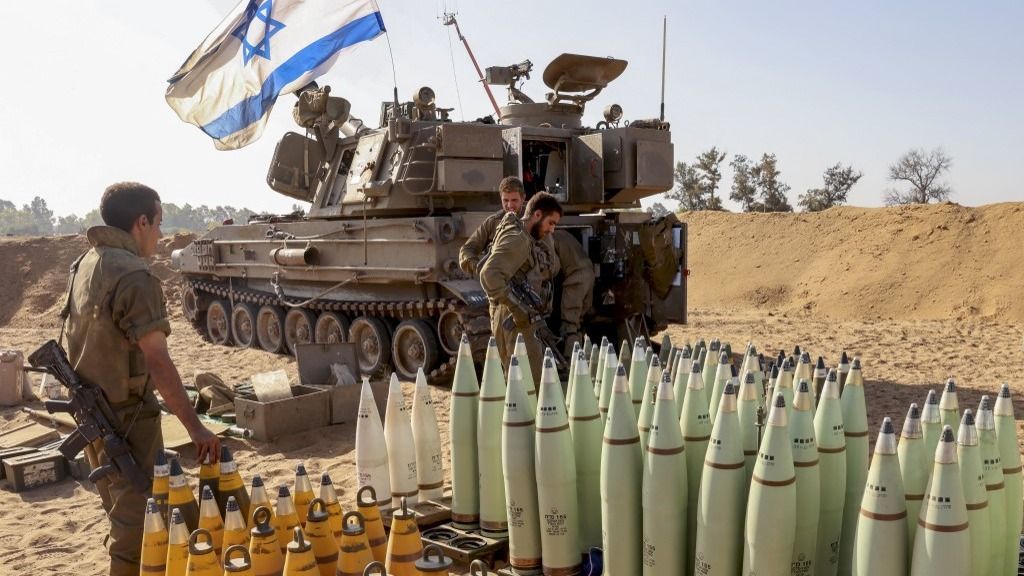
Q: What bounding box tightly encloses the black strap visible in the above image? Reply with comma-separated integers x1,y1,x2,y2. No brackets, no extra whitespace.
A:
58,252,88,348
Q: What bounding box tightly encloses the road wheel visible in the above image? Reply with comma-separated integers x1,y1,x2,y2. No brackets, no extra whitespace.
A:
205,300,232,345
436,309,463,357
349,316,392,377
256,305,287,353
392,319,441,381
181,284,205,323
231,302,259,348
314,312,351,344
284,308,317,355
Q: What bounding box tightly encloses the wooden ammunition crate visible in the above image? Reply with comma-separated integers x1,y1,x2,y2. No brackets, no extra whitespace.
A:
3,450,66,491
235,385,330,442
0,447,38,480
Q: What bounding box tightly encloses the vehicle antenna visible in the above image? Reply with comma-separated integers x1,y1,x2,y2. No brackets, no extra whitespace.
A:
442,12,502,118
660,16,667,123
373,1,401,118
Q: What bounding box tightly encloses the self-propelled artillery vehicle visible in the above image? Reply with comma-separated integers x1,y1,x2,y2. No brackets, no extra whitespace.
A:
172,53,687,383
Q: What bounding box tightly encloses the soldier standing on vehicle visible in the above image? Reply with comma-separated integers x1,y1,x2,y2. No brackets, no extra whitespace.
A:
65,182,221,576
458,176,526,276
479,192,563,382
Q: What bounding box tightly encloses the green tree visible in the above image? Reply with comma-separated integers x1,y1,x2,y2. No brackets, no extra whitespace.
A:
55,214,85,234
646,202,671,217
799,163,863,212
750,153,793,212
729,154,758,211
884,148,953,205
667,161,703,210
694,147,727,211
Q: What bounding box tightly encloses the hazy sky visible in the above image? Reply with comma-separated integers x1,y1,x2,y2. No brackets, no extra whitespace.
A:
2,1,1021,216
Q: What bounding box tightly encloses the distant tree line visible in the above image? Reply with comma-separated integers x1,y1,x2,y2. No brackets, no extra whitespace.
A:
663,146,952,213
0,198,262,236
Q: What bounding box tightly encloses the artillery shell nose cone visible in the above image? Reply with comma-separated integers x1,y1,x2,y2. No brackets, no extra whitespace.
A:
616,364,626,376
251,475,263,488
852,357,861,370
226,497,239,512
577,349,586,361
691,361,701,373
651,355,661,368
171,508,184,524
744,372,755,384
516,333,525,343
202,485,215,499
147,498,159,514
774,394,786,408
731,364,738,377
800,351,811,363
926,390,938,404
169,458,184,476
544,356,554,369
798,379,810,393
881,417,895,435
979,396,991,410
781,357,792,370
840,351,849,364
945,378,956,392
661,369,672,384
545,347,553,359
278,486,291,497
941,426,955,443
719,351,729,363
909,403,920,419
815,357,825,369
320,472,332,484
488,337,497,347
999,383,1010,398
220,446,233,462
724,382,735,395
826,369,837,382
461,333,469,343
770,365,779,378
962,409,975,426
155,451,167,466
510,356,519,367
296,463,307,476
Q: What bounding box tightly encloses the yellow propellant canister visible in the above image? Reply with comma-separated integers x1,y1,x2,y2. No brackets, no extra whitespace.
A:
303,498,339,576
153,450,171,524
169,459,201,532
222,545,256,576
318,473,343,544
283,527,319,576
248,506,284,576
199,485,225,559
293,464,315,528
384,498,423,576
199,453,220,508
186,528,222,576
337,511,375,576
223,496,250,551
167,508,191,576
356,486,388,563
218,447,251,522
141,497,169,575
248,475,276,531
274,486,301,554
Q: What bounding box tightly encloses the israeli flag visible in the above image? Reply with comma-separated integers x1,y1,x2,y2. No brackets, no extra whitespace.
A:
166,0,385,150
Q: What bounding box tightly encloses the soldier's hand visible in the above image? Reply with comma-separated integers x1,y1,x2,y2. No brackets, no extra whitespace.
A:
562,331,581,358
189,426,221,465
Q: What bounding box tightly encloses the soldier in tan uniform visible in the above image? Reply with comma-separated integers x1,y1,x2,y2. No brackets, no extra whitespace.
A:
549,228,594,357
479,192,564,383
458,176,526,276
65,182,221,576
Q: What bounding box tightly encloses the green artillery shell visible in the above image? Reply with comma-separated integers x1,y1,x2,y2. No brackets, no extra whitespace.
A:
449,334,480,529
665,347,678,387
790,380,821,576
740,345,764,409
565,341,581,413
976,396,1007,575
502,358,542,574
897,403,928,556
594,338,609,397
774,358,796,414
600,365,642,576
384,372,418,507
642,369,687,576
356,377,392,511
412,368,444,501
794,351,813,402
813,356,827,403
619,339,632,379
742,393,797,576
598,348,618,422
569,348,603,553
994,384,1022,576
939,378,960,432
853,418,907,576
478,338,509,538
672,345,690,385
679,360,711,576
659,333,672,366
837,351,850,392
910,427,971,576
707,351,733,427
737,371,761,486
694,381,745,576
814,370,847,576
839,359,869,576
535,355,582,576
587,337,600,383
921,390,942,469
628,340,648,419
582,334,593,362
956,410,990,576
514,334,538,415
637,356,663,458
700,339,720,406
672,347,692,421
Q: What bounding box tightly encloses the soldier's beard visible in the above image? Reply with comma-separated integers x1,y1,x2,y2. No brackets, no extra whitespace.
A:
528,221,541,239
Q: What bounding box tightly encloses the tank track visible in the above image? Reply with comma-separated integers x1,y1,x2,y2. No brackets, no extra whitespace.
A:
184,277,464,386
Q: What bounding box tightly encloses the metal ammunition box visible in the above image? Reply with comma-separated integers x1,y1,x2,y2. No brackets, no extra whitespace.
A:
0,446,38,480
3,450,66,491
234,385,331,442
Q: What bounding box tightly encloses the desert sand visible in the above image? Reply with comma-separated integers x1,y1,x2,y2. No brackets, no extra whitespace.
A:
1,202,1022,574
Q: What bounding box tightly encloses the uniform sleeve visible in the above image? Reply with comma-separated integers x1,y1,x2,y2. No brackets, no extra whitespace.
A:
553,231,595,332
458,214,498,276
479,223,532,326
111,270,172,344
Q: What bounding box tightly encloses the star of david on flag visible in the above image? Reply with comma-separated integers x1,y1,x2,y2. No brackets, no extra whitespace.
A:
166,0,385,150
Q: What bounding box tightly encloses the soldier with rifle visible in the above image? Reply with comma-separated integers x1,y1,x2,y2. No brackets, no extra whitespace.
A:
47,182,220,576
479,192,567,384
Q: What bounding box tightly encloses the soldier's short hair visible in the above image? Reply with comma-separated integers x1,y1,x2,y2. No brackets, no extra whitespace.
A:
525,191,562,218
498,176,525,197
100,182,161,233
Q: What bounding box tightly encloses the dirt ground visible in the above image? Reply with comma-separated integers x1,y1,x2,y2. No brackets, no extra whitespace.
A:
1,203,1022,573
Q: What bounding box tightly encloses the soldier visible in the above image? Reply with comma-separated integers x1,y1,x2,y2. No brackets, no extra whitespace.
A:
550,228,594,357
458,175,526,276
479,192,563,383
64,182,221,576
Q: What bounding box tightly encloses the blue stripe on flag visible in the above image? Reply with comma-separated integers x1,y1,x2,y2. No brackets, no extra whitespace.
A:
200,11,384,140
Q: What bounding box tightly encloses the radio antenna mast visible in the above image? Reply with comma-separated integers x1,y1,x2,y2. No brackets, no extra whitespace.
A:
442,12,502,118
660,16,667,122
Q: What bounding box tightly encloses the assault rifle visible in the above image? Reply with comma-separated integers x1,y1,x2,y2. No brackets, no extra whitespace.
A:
501,279,567,369
27,340,149,492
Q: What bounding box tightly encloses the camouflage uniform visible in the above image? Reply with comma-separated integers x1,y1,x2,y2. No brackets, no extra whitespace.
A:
65,226,170,576
479,213,560,384
458,209,507,276
550,229,595,355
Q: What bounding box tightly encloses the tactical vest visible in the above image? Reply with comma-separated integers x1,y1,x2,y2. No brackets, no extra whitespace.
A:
65,232,155,409
505,217,560,314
